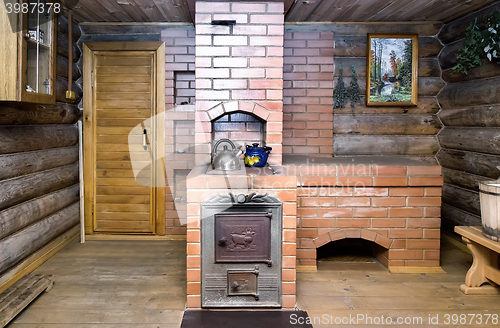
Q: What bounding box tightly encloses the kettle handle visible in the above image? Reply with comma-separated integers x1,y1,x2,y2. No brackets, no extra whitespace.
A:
212,138,236,155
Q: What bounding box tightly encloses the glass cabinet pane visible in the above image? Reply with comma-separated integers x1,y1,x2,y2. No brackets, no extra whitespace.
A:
25,7,38,93
38,7,51,94
23,0,52,95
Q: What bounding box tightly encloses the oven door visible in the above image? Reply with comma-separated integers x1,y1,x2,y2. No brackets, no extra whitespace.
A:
214,212,272,265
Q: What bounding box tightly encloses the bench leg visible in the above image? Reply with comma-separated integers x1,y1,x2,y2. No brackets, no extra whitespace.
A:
460,237,500,295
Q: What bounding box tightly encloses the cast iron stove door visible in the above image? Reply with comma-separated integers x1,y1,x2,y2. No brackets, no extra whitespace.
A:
201,193,282,308
215,212,272,265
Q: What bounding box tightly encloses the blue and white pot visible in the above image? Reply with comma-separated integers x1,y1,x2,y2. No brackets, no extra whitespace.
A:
244,143,272,167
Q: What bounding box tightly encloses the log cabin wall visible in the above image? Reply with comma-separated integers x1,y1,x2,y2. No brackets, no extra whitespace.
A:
284,23,445,159
0,14,82,277
437,1,500,230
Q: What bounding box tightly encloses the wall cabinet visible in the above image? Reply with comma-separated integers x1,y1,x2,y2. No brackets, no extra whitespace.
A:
0,0,56,104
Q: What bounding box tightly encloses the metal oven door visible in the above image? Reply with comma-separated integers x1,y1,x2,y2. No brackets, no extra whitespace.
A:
214,212,272,265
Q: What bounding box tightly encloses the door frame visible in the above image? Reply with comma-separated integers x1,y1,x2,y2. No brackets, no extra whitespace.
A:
82,42,165,236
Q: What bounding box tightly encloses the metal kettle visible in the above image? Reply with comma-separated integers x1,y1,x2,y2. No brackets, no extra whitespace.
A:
211,139,244,171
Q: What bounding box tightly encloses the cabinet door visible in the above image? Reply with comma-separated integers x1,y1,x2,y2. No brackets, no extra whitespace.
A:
19,0,56,104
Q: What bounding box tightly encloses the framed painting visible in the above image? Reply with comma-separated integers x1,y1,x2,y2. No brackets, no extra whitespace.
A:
366,34,418,106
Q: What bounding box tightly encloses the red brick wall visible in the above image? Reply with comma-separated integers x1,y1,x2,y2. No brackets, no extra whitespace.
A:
285,164,444,268
162,27,196,235
283,31,334,156
175,71,196,104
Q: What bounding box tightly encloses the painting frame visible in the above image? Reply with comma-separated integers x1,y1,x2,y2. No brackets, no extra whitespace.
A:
366,34,418,107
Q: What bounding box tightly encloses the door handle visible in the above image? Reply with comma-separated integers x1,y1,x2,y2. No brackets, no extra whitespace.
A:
143,129,147,150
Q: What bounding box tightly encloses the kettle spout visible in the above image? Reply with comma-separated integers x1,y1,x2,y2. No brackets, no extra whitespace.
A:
234,146,244,157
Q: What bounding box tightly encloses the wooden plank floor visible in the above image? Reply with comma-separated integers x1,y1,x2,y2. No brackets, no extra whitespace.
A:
5,237,500,328
7,239,186,328
297,240,500,327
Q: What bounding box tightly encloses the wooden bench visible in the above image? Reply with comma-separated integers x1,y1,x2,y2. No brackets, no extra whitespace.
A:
0,274,53,327
455,226,500,295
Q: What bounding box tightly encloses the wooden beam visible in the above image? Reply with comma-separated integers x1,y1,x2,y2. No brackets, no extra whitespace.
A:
0,202,79,275
442,167,490,192
333,135,439,156
333,57,440,78
0,185,79,240
418,77,446,97
284,22,442,36
57,33,80,62
442,202,481,228
436,148,500,179
438,127,500,155
0,146,78,181
442,183,481,216
0,103,80,125
0,164,79,211
333,114,441,135
439,104,500,127
333,96,440,115
438,39,461,70
58,14,81,40
438,77,500,110
56,55,81,81
442,60,500,83
0,125,78,155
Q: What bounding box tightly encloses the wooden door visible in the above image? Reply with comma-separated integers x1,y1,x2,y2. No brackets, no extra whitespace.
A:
83,43,165,235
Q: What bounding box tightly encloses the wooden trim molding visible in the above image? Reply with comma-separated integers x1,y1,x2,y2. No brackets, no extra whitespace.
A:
83,42,164,51
389,266,446,274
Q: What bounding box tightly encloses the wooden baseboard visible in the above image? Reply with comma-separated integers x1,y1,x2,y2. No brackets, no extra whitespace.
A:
0,225,79,294
85,234,186,241
389,266,446,274
296,265,317,272
442,230,471,254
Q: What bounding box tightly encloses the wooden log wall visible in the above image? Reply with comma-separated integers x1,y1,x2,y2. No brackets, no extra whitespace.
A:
0,15,82,275
437,1,500,229
57,15,83,104
329,23,444,159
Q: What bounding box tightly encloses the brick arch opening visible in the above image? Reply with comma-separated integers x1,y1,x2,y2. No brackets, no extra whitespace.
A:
306,229,394,269
313,229,393,250
206,101,271,122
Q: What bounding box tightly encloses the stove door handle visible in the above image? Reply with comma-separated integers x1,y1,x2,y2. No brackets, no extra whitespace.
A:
218,236,227,245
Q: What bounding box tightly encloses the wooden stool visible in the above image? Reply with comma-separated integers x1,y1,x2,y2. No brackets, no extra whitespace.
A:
455,226,500,295
0,274,53,327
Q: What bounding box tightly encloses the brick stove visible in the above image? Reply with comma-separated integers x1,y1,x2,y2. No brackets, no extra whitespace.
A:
186,1,296,310
185,0,444,311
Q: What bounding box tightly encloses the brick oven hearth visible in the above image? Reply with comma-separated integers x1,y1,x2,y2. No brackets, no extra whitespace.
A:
185,160,443,310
